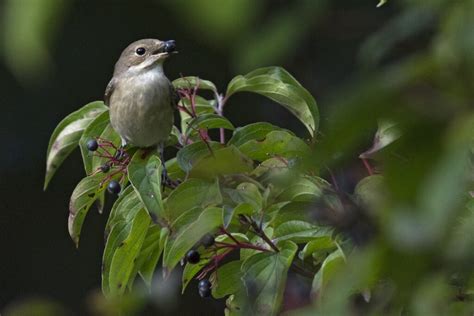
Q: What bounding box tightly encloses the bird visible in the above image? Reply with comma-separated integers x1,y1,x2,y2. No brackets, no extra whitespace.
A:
104,39,177,156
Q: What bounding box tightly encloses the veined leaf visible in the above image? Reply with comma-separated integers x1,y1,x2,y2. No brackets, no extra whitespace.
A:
165,178,222,223
128,151,164,220
102,220,129,296
226,67,319,137
240,240,297,315
68,173,105,246
212,260,243,299
163,207,222,272
135,225,163,287
44,101,107,189
109,209,151,296
176,141,223,172
105,186,143,236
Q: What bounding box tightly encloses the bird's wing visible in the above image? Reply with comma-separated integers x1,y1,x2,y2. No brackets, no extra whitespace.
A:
169,82,180,109
104,78,115,106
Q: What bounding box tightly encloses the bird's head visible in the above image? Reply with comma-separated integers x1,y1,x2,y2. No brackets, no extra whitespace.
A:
113,38,177,76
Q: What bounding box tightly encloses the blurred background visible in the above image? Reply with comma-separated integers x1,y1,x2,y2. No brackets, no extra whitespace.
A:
1,0,473,315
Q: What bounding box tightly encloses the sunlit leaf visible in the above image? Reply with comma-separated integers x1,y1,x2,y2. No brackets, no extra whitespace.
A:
44,101,107,189
128,151,164,220
226,67,319,137
109,209,151,296
68,173,105,246
79,111,110,174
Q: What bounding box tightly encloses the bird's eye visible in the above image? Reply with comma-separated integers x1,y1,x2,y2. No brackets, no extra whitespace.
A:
135,47,146,56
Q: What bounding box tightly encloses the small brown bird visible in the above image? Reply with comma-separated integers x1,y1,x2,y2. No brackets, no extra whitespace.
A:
105,39,177,149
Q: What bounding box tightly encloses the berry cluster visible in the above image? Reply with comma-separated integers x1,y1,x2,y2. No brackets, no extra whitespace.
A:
86,138,130,195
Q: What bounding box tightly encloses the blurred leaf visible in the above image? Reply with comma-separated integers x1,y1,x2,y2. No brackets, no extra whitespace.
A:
238,130,311,162
163,206,222,272
213,260,243,299
359,119,401,159
241,240,297,315
354,175,386,212
274,220,332,244
190,146,254,179
3,0,68,81
276,177,324,202
165,178,222,222
299,237,336,260
128,151,164,220
226,67,319,136
312,248,346,297
44,101,107,189
68,173,105,246
176,141,222,172
109,209,150,296
172,76,217,93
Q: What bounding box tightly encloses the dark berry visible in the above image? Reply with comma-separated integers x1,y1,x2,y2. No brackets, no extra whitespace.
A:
107,180,121,194
164,40,176,53
86,139,98,151
198,279,211,290
201,234,215,248
186,249,200,264
100,163,110,173
199,286,211,298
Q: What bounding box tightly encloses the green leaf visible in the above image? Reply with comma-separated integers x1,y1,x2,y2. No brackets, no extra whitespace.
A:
273,220,332,244
172,76,217,93
271,201,312,227
359,119,401,159
241,240,297,315
224,182,262,210
163,207,222,272
223,203,255,228
228,122,283,147
189,146,254,179
226,67,319,137
109,209,151,296
165,178,222,222
105,185,143,236
176,141,222,172
44,101,107,189
185,114,234,138
354,175,386,211
136,225,163,286
128,151,164,220
212,260,243,299
238,130,311,162
91,123,121,170
277,177,324,202
178,96,216,136
78,111,110,174
312,248,346,296
68,173,105,246
182,259,211,293
299,237,336,260
102,221,129,296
